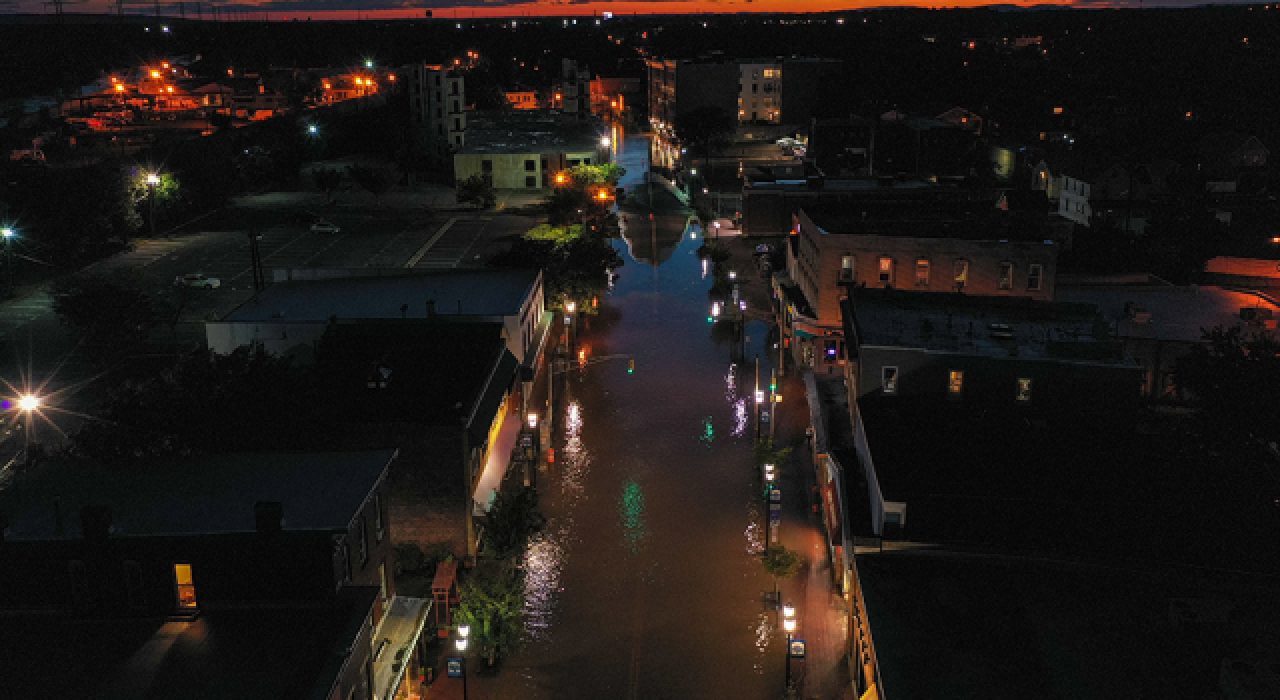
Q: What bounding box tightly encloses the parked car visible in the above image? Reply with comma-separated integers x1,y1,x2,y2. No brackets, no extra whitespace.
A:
174,273,220,289
310,221,341,234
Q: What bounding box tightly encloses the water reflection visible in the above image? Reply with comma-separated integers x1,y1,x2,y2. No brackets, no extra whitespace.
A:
523,531,564,641
619,478,648,554
733,399,748,438
744,498,765,555
699,415,715,448
561,400,588,505
752,611,775,674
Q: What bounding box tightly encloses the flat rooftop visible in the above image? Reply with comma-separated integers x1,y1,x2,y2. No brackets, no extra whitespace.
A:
802,201,1052,242
0,587,380,700
460,110,603,155
845,289,1128,365
1055,276,1280,343
221,269,539,323
858,546,1280,700
0,450,396,540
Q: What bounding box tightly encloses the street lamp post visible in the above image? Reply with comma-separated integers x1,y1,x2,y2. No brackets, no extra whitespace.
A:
1,227,13,298
146,173,161,238
526,411,540,486
455,624,470,700
783,603,797,691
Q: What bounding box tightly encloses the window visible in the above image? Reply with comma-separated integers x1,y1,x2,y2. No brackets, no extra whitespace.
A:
752,83,758,94
524,159,536,171
568,159,581,167
878,256,893,285
374,493,384,542
451,82,459,95
948,370,964,396
954,259,969,288
481,160,493,173
453,118,461,132
433,75,441,87
1016,378,1032,403
583,158,591,165
437,124,444,135
1028,264,1043,291
999,262,1013,290
453,100,459,113
173,563,197,609
825,340,840,362
541,158,548,170
436,107,442,118
434,91,440,102
358,517,369,566
764,68,780,78
882,366,898,394
525,176,537,188
379,561,388,603
916,259,930,286
455,135,462,145
840,255,854,281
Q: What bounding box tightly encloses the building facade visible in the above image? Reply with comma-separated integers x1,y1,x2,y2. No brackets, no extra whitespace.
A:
409,63,466,165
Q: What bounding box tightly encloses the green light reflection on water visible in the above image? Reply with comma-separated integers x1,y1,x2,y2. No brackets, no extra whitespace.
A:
619,478,648,554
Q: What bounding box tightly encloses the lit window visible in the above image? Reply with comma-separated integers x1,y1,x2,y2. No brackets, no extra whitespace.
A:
878,257,893,285
173,563,197,609
1016,378,1032,403
954,260,968,287
999,262,1013,290
1028,264,1043,291
840,255,854,281
882,366,898,394
949,370,964,396
916,259,930,286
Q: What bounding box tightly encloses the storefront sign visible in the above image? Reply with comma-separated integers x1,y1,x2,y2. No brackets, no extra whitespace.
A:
789,639,806,658
446,658,462,678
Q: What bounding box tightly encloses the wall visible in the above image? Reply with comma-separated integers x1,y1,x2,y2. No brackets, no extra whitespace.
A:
796,212,1059,328
455,149,603,191
1058,175,1092,226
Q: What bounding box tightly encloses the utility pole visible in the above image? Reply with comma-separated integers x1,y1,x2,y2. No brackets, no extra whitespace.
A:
769,368,777,441
754,354,761,440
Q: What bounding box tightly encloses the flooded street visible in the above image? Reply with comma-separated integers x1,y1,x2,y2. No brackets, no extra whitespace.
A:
477,133,787,699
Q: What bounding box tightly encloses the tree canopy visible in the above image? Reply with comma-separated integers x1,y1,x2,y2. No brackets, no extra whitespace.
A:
457,173,496,209
1174,324,1280,444
456,560,527,664
673,106,735,158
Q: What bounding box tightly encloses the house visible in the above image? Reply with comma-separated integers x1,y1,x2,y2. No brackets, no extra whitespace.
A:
0,450,431,700
505,90,541,110
1196,132,1268,193
935,106,983,135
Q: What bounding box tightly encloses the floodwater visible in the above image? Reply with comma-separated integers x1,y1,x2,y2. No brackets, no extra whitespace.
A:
478,132,787,699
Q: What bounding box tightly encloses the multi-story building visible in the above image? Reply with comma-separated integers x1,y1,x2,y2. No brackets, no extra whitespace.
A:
776,197,1059,372
559,58,591,119
648,55,843,129
0,450,431,700
454,110,609,191
646,56,740,132
408,63,466,165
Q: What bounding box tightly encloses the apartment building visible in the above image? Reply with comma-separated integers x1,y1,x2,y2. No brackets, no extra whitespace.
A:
408,63,467,165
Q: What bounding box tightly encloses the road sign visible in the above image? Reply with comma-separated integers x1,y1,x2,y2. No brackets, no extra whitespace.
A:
447,658,463,678
769,501,781,524
519,433,533,448
760,410,770,424
789,639,806,658
769,489,782,503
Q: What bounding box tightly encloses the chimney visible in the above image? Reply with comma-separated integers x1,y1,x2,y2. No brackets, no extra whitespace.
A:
254,501,283,534
426,300,437,318
80,505,112,542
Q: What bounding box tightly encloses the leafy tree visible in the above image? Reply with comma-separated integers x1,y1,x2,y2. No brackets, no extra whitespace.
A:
128,171,182,235
394,543,426,574
457,173,496,209
1174,325,1280,444
313,168,343,204
456,560,527,665
761,544,802,599
754,438,794,470
66,347,335,463
673,106,735,160
51,273,168,361
480,486,546,560
347,164,398,205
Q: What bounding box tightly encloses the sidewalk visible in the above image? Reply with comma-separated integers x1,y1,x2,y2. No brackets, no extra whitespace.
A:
774,372,855,700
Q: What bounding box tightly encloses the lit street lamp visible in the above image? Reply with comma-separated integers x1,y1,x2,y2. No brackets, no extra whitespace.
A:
783,604,797,690
1,227,13,298
455,624,470,700
146,173,161,239
18,395,39,412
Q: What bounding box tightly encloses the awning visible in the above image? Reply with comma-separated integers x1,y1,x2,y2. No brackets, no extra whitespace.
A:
473,410,523,515
371,596,430,700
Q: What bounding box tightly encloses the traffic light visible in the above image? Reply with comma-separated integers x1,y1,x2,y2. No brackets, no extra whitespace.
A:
770,379,777,392
628,359,635,374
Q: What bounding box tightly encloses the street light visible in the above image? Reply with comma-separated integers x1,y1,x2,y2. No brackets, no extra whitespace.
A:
307,124,318,135
1,227,12,298
18,395,39,412
783,604,797,690
456,625,470,700
566,300,577,314
146,173,161,239
600,136,611,147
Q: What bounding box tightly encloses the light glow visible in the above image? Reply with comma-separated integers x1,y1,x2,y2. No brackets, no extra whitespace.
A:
18,395,39,411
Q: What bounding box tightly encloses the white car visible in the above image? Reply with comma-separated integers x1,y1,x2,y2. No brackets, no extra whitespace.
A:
174,273,220,289
311,221,341,234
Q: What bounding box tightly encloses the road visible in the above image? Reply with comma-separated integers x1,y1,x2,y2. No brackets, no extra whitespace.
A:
458,132,796,699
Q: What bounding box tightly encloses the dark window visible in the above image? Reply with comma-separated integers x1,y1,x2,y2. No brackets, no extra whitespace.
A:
999,262,1013,290
541,159,549,170
525,159,536,171
568,159,581,166
437,124,444,135
1028,264,1043,291
752,83,758,94
433,75,441,87
454,118,461,132
482,160,493,172
374,493,384,543
436,107,442,118
451,82,459,95
526,175,537,188
453,100,460,113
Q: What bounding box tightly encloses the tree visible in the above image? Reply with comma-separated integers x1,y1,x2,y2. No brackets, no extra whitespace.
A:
313,168,343,204
754,438,794,470
761,544,802,600
457,173,496,209
347,164,398,205
51,273,168,361
455,560,527,665
1174,325,1280,444
480,486,546,560
673,106,735,160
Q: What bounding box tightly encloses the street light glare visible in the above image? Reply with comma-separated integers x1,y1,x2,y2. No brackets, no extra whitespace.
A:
19,395,39,411
147,174,161,186
455,637,468,651
1,228,12,239
783,602,795,618
458,624,470,638
784,617,797,633
600,136,611,147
